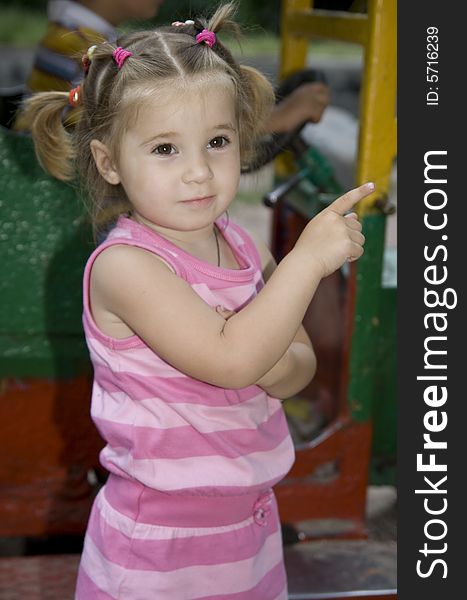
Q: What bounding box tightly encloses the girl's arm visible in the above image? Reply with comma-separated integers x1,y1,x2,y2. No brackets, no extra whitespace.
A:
247,233,317,399
90,185,369,389
218,296,315,399
255,336,316,399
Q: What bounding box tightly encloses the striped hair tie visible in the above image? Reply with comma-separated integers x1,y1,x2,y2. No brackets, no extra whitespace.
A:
112,46,133,69
195,29,216,48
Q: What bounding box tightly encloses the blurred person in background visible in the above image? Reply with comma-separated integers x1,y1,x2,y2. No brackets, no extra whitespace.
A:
25,0,165,95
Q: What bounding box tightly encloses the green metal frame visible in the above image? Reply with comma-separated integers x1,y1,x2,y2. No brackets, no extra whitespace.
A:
0,126,93,378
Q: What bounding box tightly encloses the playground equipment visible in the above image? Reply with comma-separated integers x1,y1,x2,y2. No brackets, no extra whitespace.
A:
0,126,102,538
269,0,397,542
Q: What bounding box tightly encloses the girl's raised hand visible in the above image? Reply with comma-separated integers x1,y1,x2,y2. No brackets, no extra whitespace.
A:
294,182,374,278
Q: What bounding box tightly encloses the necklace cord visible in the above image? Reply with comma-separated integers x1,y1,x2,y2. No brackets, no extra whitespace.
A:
213,225,220,267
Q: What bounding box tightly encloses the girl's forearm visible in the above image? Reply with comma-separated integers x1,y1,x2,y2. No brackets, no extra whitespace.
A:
220,251,322,386
257,342,317,399
216,176,369,388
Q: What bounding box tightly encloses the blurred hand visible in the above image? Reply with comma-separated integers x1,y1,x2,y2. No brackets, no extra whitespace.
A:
266,82,330,133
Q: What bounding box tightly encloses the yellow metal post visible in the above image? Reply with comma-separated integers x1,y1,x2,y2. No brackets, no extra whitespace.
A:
279,0,313,80
356,0,397,214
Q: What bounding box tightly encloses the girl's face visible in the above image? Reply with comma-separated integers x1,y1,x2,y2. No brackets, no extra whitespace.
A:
98,80,241,239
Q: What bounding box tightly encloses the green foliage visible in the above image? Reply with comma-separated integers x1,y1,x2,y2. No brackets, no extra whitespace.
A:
2,0,280,31
152,0,281,34
1,0,47,8
0,0,281,48
0,5,46,45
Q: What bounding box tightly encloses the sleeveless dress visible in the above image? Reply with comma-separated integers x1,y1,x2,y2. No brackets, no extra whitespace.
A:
75,215,295,600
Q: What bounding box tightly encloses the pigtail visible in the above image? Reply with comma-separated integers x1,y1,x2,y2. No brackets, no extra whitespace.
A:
239,65,275,131
22,92,76,181
238,64,275,168
206,2,241,38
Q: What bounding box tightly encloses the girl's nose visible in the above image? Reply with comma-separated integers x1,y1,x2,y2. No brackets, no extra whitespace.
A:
182,152,213,184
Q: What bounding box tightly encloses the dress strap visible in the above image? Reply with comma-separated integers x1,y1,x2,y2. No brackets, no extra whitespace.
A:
221,219,264,274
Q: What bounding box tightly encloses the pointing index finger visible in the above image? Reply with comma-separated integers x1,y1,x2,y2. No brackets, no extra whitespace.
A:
326,182,375,216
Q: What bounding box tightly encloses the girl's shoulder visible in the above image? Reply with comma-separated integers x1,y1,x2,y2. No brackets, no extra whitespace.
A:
88,216,183,276
83,233,183,343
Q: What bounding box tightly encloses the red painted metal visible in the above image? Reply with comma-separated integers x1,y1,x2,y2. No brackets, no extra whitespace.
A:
0,554,80,599
0,377,103,537
276,418,372,539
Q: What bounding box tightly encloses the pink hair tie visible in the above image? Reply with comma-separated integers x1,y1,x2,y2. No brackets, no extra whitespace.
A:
195,29,216,48
112,46,133,69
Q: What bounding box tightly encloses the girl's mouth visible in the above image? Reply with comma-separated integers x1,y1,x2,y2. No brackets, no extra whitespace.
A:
181,196,215,207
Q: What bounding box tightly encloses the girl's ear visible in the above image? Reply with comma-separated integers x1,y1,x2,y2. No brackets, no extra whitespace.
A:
90,139,121,185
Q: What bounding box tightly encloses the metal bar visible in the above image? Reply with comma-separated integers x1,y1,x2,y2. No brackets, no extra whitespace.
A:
346,0,397,424
348,214,387,421
263,169,309,207
279,0,311,79
284,10,369,46
356,0,397,214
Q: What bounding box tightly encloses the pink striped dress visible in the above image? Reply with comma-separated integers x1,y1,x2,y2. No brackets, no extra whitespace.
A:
75,215,295,599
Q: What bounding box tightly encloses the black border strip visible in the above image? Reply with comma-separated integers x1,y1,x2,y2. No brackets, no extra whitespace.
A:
398,1,464,597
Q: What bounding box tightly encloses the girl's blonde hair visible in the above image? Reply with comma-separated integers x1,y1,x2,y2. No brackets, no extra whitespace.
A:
23,2,275,234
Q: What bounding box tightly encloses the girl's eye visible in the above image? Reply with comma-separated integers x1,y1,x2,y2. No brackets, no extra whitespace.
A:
153,144,174,155
208,136,229,149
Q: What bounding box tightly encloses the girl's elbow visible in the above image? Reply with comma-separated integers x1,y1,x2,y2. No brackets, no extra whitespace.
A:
306,351,318,384
209,358,260,390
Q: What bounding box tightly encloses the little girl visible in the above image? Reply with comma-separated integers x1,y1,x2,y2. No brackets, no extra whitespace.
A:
24,3,371,598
